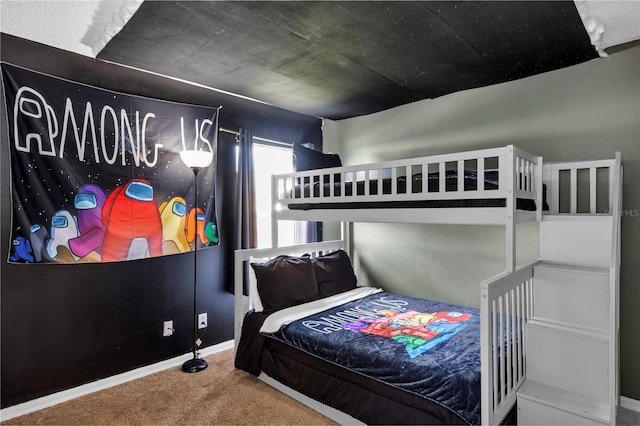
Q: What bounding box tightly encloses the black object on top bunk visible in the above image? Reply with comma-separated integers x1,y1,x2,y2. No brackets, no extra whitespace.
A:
293,143,342,171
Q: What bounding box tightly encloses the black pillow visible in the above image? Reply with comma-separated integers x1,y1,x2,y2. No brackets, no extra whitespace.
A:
313,250,357,298
293,143,342,171
251,255,319,312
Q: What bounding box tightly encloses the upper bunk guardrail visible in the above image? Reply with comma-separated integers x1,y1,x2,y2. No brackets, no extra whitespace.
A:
273,145,542,209
543,155,621,215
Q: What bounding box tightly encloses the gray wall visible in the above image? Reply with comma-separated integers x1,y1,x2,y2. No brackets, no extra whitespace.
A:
323,43,640,401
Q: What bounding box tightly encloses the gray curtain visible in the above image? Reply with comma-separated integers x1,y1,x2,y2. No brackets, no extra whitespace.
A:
235,128,256,295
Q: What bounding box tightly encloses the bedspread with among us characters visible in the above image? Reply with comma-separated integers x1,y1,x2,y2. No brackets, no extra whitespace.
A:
268,291,482,425
341,308,473,359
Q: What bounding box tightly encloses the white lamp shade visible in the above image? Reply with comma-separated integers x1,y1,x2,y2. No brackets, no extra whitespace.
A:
180,149,214,168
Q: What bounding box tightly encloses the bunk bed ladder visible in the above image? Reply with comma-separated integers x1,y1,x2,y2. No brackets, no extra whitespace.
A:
609,153,622,424
516,154,622,425
504,146,516,273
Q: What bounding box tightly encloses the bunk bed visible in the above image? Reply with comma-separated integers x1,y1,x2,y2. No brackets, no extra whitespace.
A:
272,145,544,272
234,145,622,425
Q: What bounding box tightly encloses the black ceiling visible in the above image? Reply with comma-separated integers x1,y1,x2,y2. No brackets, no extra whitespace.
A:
98,1,598,120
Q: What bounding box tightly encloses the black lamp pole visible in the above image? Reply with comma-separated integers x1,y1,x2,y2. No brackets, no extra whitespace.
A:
181,166,208,373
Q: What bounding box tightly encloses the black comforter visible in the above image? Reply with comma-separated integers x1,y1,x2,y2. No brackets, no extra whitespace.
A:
236,290,482,425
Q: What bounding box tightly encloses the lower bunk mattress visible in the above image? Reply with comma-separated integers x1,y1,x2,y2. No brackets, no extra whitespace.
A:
236,288,482,425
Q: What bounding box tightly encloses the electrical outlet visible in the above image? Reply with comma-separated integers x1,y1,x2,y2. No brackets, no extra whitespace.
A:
198,313,207,329
163,320,174,337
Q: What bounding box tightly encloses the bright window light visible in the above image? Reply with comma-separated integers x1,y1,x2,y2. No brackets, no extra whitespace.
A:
253,144,295,248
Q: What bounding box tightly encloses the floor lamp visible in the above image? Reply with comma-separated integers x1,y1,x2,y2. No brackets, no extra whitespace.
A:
180,148,213,373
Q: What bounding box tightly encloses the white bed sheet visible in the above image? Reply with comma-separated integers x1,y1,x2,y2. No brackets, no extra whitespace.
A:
259,286,382,334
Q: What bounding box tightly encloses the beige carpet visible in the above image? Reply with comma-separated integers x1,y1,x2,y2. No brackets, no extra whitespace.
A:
4,349,336,425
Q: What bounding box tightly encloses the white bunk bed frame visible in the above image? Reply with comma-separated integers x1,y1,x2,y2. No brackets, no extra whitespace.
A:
235,145,622,425
272,145,543,273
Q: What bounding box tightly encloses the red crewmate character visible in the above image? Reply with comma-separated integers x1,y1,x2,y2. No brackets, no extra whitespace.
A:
101,179,163,262
186,207,210,248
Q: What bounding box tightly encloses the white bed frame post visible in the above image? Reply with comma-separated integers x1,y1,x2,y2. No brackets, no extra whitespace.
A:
505,145,516,273
534,155,544,223
609,152,622,420
341,221,352,258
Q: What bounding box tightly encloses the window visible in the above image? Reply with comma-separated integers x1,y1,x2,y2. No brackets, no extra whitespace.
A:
252,143,296,248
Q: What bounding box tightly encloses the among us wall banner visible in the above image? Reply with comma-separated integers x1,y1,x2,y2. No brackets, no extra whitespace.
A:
2,63,220,264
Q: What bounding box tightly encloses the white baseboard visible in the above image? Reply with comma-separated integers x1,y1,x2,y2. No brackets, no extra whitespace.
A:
621,396,640,413
0,340,234,422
